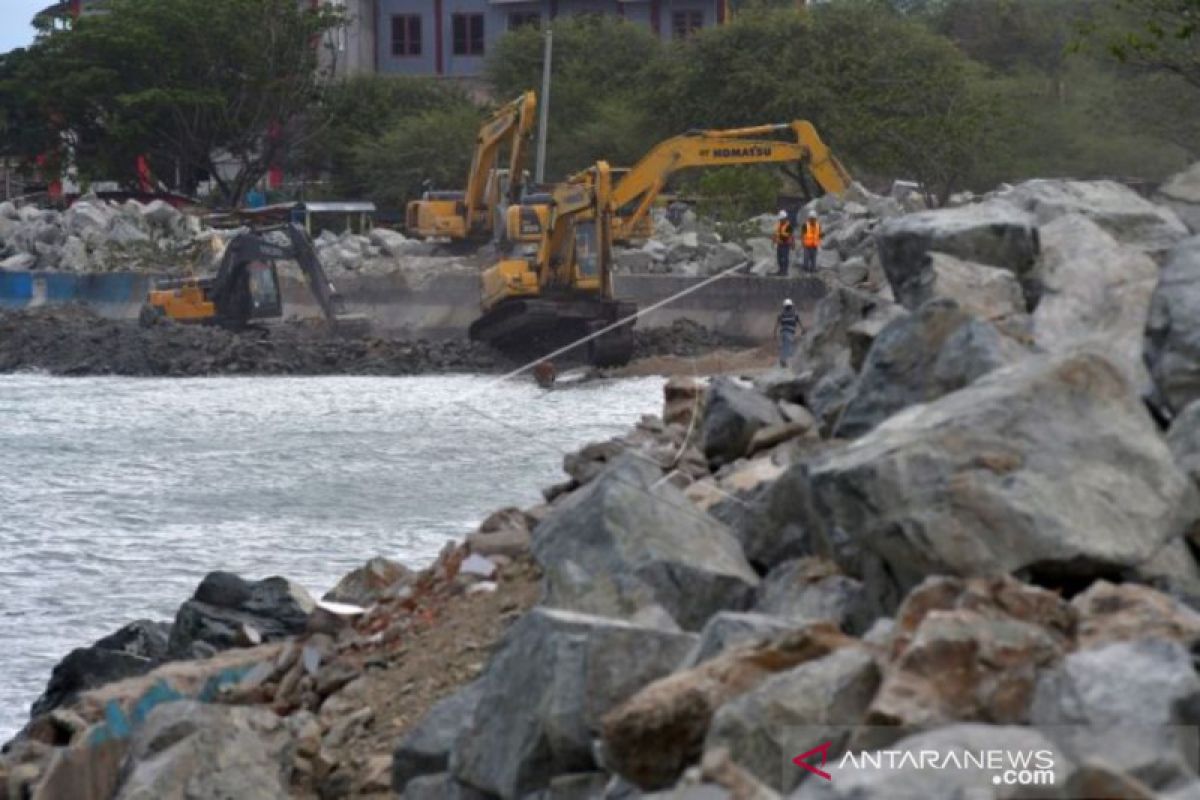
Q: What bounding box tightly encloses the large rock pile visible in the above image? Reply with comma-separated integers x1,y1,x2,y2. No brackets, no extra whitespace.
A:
6,163,1200,800
0,197,468,278
614,183,911,289
0,197,210,272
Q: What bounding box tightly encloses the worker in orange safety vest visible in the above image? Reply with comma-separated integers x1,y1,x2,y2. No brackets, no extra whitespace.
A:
773,210,794,276
801,210,822,273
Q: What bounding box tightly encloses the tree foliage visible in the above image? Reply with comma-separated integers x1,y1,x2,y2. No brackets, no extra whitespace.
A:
9,0,344,206
486,15,662,180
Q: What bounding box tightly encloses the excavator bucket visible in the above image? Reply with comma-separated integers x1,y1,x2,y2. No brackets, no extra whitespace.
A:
468,297,636,367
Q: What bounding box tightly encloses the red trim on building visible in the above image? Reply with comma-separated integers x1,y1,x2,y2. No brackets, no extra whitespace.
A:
434,0,444,74
68,0,80,19
716,0,725,24
650,0,660,36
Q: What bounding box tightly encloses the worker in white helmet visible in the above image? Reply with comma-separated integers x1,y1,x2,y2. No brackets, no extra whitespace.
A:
774,298,800,367
773,210,794,276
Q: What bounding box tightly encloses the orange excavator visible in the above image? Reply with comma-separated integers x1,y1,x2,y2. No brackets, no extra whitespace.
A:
405,91,538,246
469,161,636,367
508,121,853,246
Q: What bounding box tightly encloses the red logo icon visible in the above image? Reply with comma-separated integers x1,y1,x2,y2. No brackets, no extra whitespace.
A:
793,741,833,781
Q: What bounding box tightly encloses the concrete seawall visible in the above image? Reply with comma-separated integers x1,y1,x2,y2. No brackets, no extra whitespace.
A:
0,269,828,342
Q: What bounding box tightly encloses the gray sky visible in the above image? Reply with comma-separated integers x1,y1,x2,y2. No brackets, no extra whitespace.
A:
1,0,48,54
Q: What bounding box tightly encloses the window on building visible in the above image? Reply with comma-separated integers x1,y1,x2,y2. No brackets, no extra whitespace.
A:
672,10,703,39
391,15,421,56
452,13,485,56
508,12,540,30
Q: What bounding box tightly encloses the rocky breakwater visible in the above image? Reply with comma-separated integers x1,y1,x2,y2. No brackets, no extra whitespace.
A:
6,165,1200,800
613,183,914,290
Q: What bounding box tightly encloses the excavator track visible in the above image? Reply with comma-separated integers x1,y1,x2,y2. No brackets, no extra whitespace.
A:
469,298,636,367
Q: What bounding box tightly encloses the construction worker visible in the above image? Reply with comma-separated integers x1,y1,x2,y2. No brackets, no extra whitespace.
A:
801,210,822,273
774,298,800,367
773,210,794,276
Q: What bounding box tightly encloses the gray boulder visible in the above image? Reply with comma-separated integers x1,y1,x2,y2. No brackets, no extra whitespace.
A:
167,571,316,658
107,216,151,246
323,556,412,607
876,200,1040,310
62,201,112,236
618,249,655,273
113,701,294,800
1169,401,1200,488
808,349,1200,609
706,647,880,793
0,252,36,270
806,366,857,437
910,252,1026,322
835,298,1026,439
752,559,877,636
1033,214,1159,393
533,457,759,630
394,680,485,792
702,242,748,275
1146,236,1200,415
702,377,785,467
451,607,697,798
368,227,410,257
1031,639,1200,791
680,612,802,668
1159,162,1200,234
30,619,171,717
792,724,1071,799
402,773,491,799
1000,178,1189,256
752,369,807,405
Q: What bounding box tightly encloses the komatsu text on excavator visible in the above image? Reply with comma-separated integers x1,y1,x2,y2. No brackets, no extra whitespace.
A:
468,161,637,367
405,91,538,245
139,224,367,334
508,120,852,246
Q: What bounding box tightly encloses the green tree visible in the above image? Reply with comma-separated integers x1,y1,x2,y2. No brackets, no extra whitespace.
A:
296,75,475,201
14,0,344,205
347,105,482,211
1100,0,1199,87
486,15,664,180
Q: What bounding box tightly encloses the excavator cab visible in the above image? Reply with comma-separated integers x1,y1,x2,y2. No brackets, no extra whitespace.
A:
470,162,636,367
140,224,368,335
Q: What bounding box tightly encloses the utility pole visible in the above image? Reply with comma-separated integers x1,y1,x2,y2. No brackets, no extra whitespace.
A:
535,27,552,185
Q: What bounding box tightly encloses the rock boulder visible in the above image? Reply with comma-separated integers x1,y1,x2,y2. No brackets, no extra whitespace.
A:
1033,214,1159,393
533,457,759,630
1145,236,1200,415
834,298,1026,439
167,571,316,658
808,350,1200,607
876,201,1040,310
451,607,697,798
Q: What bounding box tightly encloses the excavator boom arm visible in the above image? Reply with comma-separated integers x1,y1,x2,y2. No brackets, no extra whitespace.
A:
609,120,852,237
462,91,538,223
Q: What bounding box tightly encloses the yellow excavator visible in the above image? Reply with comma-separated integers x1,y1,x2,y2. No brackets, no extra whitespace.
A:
405,90,538,245
139,224,368,334
469,161,637,367
509,121,852,246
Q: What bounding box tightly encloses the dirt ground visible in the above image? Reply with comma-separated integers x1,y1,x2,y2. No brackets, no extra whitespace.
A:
293,558,543,799
608,345,780,378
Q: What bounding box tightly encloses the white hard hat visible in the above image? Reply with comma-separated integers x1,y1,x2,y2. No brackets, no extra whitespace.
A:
783,298,794,306
778,210,788,219
808,210,818,219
